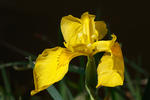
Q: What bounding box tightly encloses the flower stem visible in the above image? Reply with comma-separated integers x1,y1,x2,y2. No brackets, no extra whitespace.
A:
85,56,97,100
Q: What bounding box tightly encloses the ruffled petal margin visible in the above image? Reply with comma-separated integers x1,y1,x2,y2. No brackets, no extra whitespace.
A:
96,42,124,87
61,15,82,46
91,34,116,55
31,47,82,95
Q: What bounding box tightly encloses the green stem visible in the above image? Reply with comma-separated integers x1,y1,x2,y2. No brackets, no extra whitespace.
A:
85,56,97,100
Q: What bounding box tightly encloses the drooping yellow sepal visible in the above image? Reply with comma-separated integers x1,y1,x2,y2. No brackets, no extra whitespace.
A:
31,47,81,95
96,42,124,87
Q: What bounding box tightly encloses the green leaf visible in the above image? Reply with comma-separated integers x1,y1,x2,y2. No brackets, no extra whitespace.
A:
0,62,28,69
0,85,5,100
124,57,148,77
47,85,63,100
104,87,125,100
0,67,15,100
59,80,73,100
1,41,36,59
69,64,84,74
125,68,136,99
111,88,125,100
135,77,142,100
3,43,63,100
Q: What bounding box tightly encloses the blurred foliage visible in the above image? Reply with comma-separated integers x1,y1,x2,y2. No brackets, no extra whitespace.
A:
0,39,149,100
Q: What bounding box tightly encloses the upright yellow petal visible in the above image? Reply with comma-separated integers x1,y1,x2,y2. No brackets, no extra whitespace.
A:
31,47,81,95
61,12,105,50
61,15,83,46
81,12,98,43
95,21,108,40
96,42,124,87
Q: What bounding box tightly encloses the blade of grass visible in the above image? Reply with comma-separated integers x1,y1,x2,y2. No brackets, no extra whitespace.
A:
113,91,125,100
47,85,63,100
104,87,110,100
59,80,73,100
111,87,125,100
135,77,141,100
0,67,15,100
1,41,86,100
112,87,127,99
1,41,63,100
135,56,142,100
69,64,84,74
0,41,36,59
0,59,83,100
0,85,5,100
125,68,136,99
124,57,148,76
0,62,28,69
65,85,74,100
59,80,68,100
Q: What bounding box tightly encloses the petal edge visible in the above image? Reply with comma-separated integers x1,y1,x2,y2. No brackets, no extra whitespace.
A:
96,42,124,88
31,47,81,95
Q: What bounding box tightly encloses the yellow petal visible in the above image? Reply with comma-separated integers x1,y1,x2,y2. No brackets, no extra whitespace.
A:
31,47,81,95
61,12,103,49
81,12,98,43
92,34,116,55
96,42,124,87
95,21,108,40
61,15,82,46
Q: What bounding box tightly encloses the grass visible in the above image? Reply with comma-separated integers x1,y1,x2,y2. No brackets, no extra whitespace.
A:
0,40,149,100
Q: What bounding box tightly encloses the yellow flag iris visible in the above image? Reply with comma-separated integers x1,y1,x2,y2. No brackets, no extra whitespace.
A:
31,12,124,95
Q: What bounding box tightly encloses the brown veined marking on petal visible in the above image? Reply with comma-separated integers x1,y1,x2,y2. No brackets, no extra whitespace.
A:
111,42,124,78
56,48,74,70
37,47,60,61
36,50,49,61
111,42,123,59
41,51,48,57
56,48,63,69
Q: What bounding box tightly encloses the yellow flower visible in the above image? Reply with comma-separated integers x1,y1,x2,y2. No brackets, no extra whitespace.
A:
31,12,124,95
